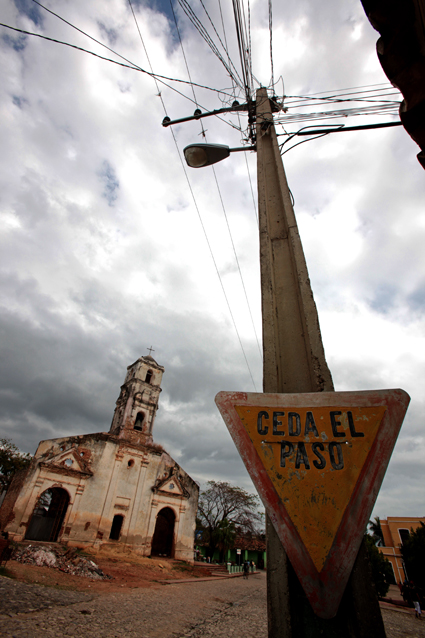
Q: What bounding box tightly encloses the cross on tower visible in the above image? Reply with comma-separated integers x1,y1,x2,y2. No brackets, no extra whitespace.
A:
147,346,155,356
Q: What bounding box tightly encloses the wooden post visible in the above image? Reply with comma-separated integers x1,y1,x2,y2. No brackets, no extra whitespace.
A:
256,87,386,638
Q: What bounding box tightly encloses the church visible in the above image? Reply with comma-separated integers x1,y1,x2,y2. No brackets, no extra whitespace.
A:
0,354,199,562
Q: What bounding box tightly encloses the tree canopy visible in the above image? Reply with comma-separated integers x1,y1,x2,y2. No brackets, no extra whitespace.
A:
368,516,384,546
364,534,394,598
401,522,425,590
0,438,32,491
197,481,263,559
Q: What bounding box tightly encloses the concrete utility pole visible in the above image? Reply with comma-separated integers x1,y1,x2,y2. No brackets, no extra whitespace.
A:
256,87,387,637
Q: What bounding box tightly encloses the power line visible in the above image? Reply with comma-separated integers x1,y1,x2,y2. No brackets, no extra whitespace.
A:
211,163,262,360
178,0,244,91
268,0,274,88
128,0,258,390
247,0,255,91
289,81,395,98
232,0,252,102
198,0,244,92
274,103,399,126
217,0,258,227
169,0,261,381
282,92,401,110
169,0,261,363
0,21,228,96
278,121,402,155
0,19,243,132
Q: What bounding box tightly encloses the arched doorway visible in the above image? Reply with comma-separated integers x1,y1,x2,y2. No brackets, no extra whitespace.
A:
25,487,70,542
151,507,175,557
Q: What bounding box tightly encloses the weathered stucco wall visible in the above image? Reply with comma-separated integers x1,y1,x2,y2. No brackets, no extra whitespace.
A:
0,466,30,532
0,355,199,561
2,434,198,562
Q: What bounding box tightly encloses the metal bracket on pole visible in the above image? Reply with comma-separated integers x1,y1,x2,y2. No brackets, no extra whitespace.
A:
162,101,251,128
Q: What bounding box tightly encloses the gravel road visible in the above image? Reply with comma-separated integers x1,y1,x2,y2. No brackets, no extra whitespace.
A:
1,572,424,638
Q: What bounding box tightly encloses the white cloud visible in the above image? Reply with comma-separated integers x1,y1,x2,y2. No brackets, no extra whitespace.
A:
0,0,424,523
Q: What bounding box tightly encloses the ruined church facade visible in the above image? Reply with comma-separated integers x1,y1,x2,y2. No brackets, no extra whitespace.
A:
0,356,199,562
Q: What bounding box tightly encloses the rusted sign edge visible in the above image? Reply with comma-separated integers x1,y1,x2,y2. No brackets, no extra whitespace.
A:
215,389,410,619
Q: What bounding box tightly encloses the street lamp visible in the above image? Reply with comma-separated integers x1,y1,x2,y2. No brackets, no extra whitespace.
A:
183,143,255,168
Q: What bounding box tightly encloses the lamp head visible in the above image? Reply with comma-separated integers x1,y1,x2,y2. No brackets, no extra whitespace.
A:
183,143,230,168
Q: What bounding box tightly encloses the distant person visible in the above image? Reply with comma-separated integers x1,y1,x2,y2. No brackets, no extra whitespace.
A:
243,561,249,579
410,581,422,619
402,579,414,607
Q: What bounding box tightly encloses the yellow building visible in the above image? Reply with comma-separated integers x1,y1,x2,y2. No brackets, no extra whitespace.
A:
379,516,425,584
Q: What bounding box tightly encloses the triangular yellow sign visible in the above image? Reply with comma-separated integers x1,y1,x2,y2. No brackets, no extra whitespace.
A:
235,404,386,573
215,389,409,618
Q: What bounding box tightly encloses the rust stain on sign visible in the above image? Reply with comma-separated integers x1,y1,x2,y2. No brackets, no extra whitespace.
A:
215,389,410,619
235,404,386,573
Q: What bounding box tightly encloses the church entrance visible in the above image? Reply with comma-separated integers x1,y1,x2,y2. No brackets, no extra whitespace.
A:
25,488,70,542
151,507,175,557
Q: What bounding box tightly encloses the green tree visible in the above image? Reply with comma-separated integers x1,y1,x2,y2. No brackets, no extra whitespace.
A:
215,518,237,563
364,534,394,597
400,522,425,591
0,438,32,492
197,481,263,559
368,516,384,546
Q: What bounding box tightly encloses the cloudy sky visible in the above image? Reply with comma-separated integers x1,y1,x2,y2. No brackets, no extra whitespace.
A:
0,0,424,518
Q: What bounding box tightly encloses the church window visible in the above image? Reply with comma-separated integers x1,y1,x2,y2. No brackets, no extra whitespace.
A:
64,459,73,467
109,515,124,540
145,370,153,384
134,412,145,431
128,459,135,468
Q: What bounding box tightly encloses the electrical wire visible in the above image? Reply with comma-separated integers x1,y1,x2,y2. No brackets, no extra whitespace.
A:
282,92,400,110
1,14,244,133
178,0,244,90
241,0,253,95
274,103,400,126
288,81,395,98
170,0,262,376
268,0,274,88
280,126,343,156
198,0,244,93
218,0,237,103
30,0,244,103
217,0,258,227
232,0,251,102
27,1,403,132
128,0,259,389
210,163,262,361
0,22,233,99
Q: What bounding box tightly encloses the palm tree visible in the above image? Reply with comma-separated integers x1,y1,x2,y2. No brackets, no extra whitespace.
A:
368,516,384,546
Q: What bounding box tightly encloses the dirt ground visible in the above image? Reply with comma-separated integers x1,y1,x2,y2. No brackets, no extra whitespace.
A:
1,556,424,638
2,550,212,593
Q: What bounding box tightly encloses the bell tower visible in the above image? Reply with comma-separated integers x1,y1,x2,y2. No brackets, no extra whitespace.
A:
110,354,165,446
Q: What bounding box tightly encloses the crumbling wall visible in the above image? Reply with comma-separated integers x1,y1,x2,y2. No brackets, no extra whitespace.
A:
0,466,31,532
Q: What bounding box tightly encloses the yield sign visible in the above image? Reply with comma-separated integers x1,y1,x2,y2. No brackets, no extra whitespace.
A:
215,389,409,619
